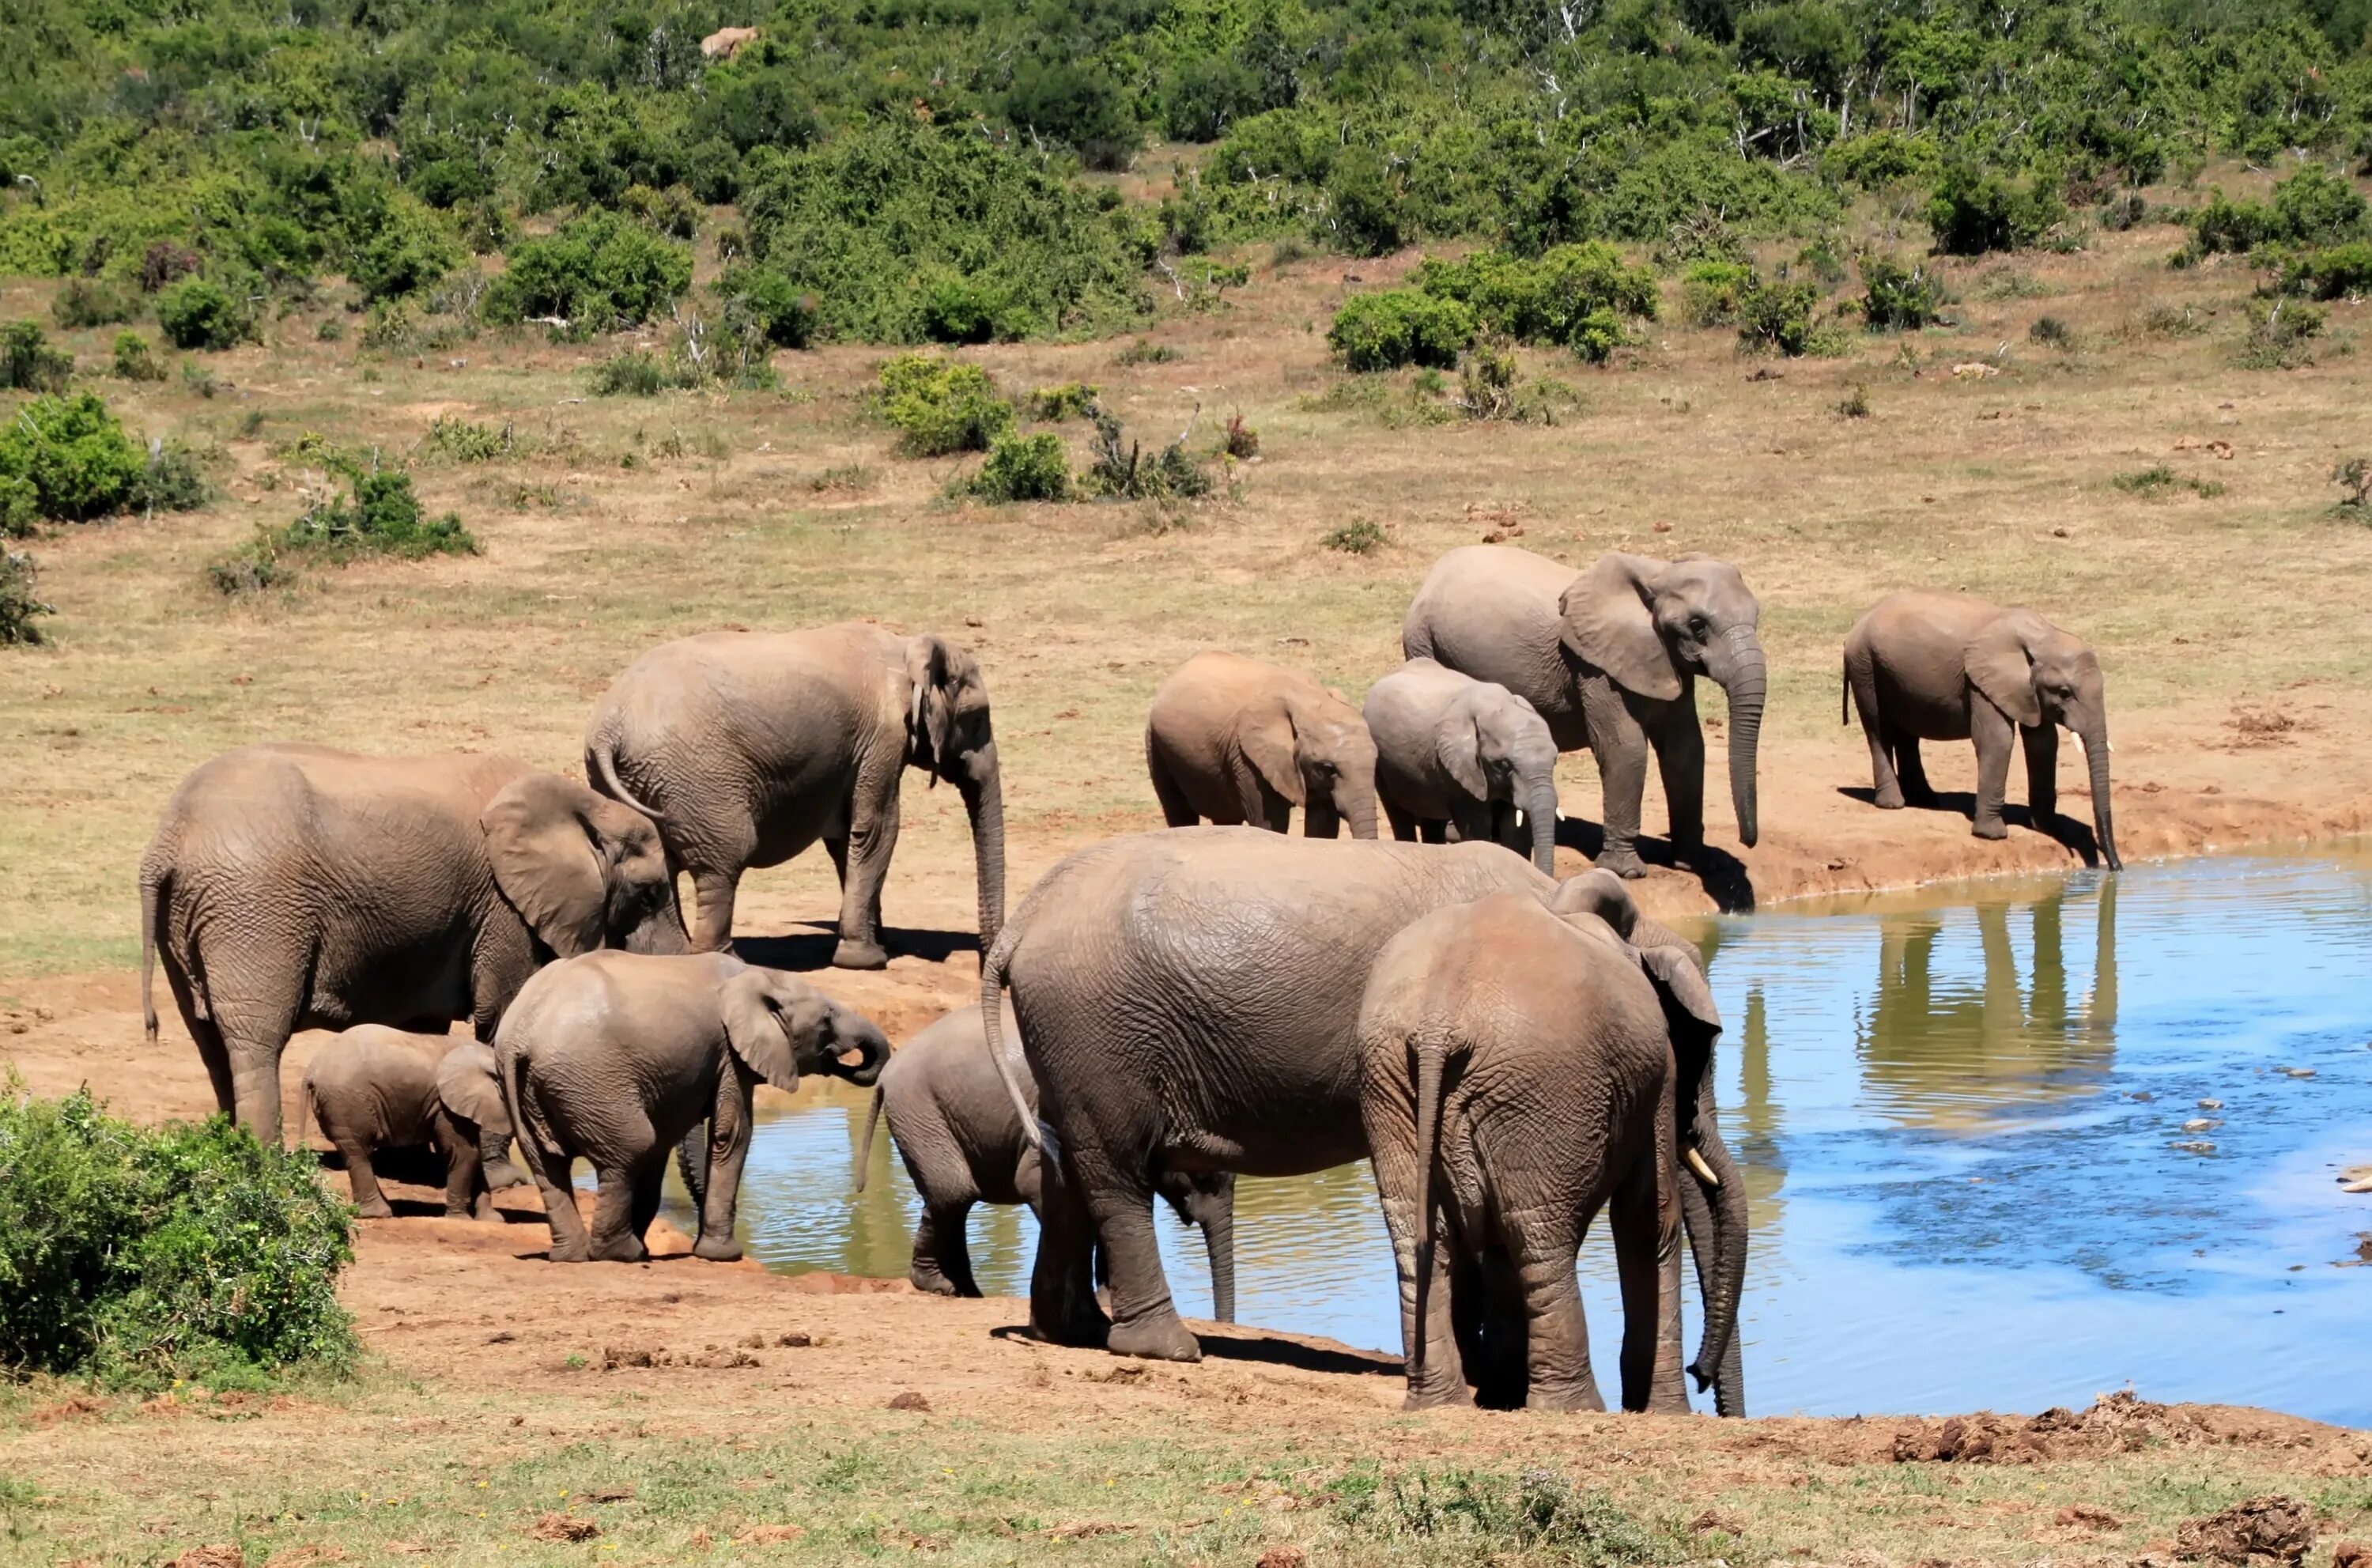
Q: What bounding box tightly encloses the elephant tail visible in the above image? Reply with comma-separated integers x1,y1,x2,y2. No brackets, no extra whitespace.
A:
293,1069,314,1152
853,1081,885,1193
1408,1026,1453,1385
138,863,162,1044
1840,656,1849,727
980,923,1039,1153
497,1038,558,1160
587,729,667,823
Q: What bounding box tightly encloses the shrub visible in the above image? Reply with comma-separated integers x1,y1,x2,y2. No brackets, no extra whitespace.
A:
1322,517,1387,554
2,322,74,392
588,350,680,397
281,471,473,559
1859,254,1949,331
2030,315,2076,349
874,355,1014,455
970,433,1072,503
1412,244,1659,360
0,1087,357,1385
2234,297,2324,369
1115,339,1181,365
1836,382,1872,418
485,211,693,335
1736,278,1829,357
714,266,818,349
140,244,201,293
1029,382,1101,421
2333,455,2372,512
1680,262,1754,327
422,417,512,463
1222,411,1260,458
0,550,54,644
1927,164,2066,255
619,183,704,241
156,278,253,350
2190,166,2367,261
1328,290,1475,372
51,278,138,330
2276,243,2372,300
111,331,165,381
0,393,145,528
348,206,462,305
1084,406,1212,500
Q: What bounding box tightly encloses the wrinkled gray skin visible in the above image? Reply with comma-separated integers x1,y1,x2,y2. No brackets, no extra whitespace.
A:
497,951,890,1263
1145,651,1380,840
979,829,1744,1380
140,745,688,1147
1845,591,2121,871
856,1002,1237,1316
295,1027,526,1219
1403,546,1767,878
585,622,1006,970
1362,657,1560,875
1358,874,1744,1415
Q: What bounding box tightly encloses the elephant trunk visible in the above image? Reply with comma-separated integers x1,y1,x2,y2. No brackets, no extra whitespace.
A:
853,1082,886,1193
961,745,1007,960
1201,1193,1237,1324
1710,628,1766,850
1524,773,1559,876
233,1052,285,1148
1337,776,1380,841
833,1011,891,1088
2079,721,2120,871
1686,1076,1749,1417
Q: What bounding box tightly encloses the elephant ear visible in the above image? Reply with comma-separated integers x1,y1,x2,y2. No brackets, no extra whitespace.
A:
904,634,958,780
1237,694,1305,805
1636,942,1723,1037
1560,554,1683,701
436,1042,510,1135
482,774,609,958
1966,610,2047,729
718,969,814,1094
1433,705,1490,799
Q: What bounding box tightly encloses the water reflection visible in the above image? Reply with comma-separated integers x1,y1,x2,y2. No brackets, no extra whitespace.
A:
710,851,2372,1426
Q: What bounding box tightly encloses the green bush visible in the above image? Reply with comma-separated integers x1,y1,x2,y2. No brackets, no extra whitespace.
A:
970,433,1073,503
1859,254,1949,331
0,1087,357,1385
111,331,166,381
2277,242,2372,299
715,266,818,349
1927,164,2066,255
1322,517,1387,554
0,550,54,644
588,350,684,397
485,211,693,335
2234,297,2325,369
1084,406,1213,500
0,393,145,530
1029,382,1101,421
1680,261,1754,327
874,355,1015,456
347,206,462,305
1411,245,1659,361
156,278,253,351
285,471,474,558
1328,290,1476,372
51,279,138,331
2,321,74,392
1736,278,1829,357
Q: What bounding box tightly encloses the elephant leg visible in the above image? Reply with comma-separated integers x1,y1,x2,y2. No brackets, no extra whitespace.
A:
629,1158,667,1245
1147,750,1199,829
1498,1203,1602,1414
1028,1142,1110,1348
525,1144,590,1264
833,782,901,970
1259,791,1294,835
1853,689,1906,810
2022,722,2060,833
912,1203,980,1296
588,1162,654,1264
1892,732,1936,807
823,833,851,893
1447,799,1496,852
695,1072,754,1261
1652,699,1708,862
1418,818,1449,844
1382,799,1418,843
1970,704,2015,841
1073,1140,1196,1362
333,1130,394,1219
183,1011,237,1123
1371,1139,1471,1411
1155,1170,1236,1323
688,866,745,954
436,1109,484,1219
1581,681,1652,879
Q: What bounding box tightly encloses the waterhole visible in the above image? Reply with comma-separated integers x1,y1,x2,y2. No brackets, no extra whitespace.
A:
699,847,2372,1423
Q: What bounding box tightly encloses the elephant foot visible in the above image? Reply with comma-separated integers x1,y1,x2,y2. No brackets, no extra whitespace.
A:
1872,784,1906,810
1401,1382,1476,1413
1594,848,1648,880
591,1235,652,1264
693,1234,744,1263
549,1237,591,1264
832,937,890,971
1526,1384,1608,1415
1107,1313,1202,1363
470,1195,498,1222
1971,819,2008,842
353,1196,395,1220
908,1268,962,1297
485,1159,528,1191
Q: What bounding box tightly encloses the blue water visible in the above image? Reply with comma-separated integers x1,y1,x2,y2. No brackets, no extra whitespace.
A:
704,848,2372,1424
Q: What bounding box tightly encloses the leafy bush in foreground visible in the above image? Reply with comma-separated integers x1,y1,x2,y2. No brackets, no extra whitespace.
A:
1681,262,1754,327
1927,164,2067,255
1736,278,1831,357
0,1086,357,1385
155,278,254,351
2,321,74,392
0,550,54,644
1328,291,1475,372
111,331,166,382
0,393,145,531
213,470,474,592
970,433,1073,503
2276,242,2372,299
1859,254,1950,331
51,279,138,331
874,356,1015,456
1411,244,1660,361
485,211,692,335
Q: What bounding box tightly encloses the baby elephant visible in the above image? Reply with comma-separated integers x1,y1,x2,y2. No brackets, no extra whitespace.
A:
1363,657,1561,874
856,1003,1237,1317
1844,591,2120,870
1146,651,1380,838
1358,873,1744,1415
296,1027,523,1219
497,951,890,1263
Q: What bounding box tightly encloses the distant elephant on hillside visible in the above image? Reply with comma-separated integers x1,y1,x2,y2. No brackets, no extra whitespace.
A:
1144,651,1380,839
1403,546,1766,878
856,1001,1236,1314
296,1026,523,1219
141,745,687,1145
497,951,890,1263
584,622,1006,969
1843,591,2120,870
1362,656,1560,874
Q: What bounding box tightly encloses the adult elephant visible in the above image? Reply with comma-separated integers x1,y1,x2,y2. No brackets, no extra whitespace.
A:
584,623,1006,969
977,828,1745,1417
1403,546,1766,878
139,746,686,1145
1144,652,1379,840
1362,656,1559,874
1843,592,2121,870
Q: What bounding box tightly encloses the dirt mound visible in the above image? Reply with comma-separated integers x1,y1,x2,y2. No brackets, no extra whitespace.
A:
2173,1494,2315,1564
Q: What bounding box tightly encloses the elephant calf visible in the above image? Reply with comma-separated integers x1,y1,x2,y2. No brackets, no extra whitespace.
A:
497,951,890,1264
1358,874,1743,1415
1844,591,2121,870
296,1027,524,1219
1363,657,1561,874
856,1003,1236,1313
1145,651,1380,838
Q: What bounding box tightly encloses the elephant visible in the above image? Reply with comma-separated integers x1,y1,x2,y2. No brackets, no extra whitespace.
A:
1358,873,1741,1415
1144,651,1380,839
978,827,1745,1405
1402,546,1767,878
584,622,1006,969
294,1026,525,1219
1362,656,1560,874
854,1001,1236,1315
1842,591,2121,871
139,745,687,1145
496,950,890,1263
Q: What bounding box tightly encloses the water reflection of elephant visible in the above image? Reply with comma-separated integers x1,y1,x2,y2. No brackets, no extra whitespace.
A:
1860,878,2118,1119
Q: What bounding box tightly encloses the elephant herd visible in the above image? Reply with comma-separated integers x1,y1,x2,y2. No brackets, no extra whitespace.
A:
133,542,2122,1415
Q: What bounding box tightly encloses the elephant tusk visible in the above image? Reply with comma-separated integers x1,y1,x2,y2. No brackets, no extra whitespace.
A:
1685,1147,1720,1188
